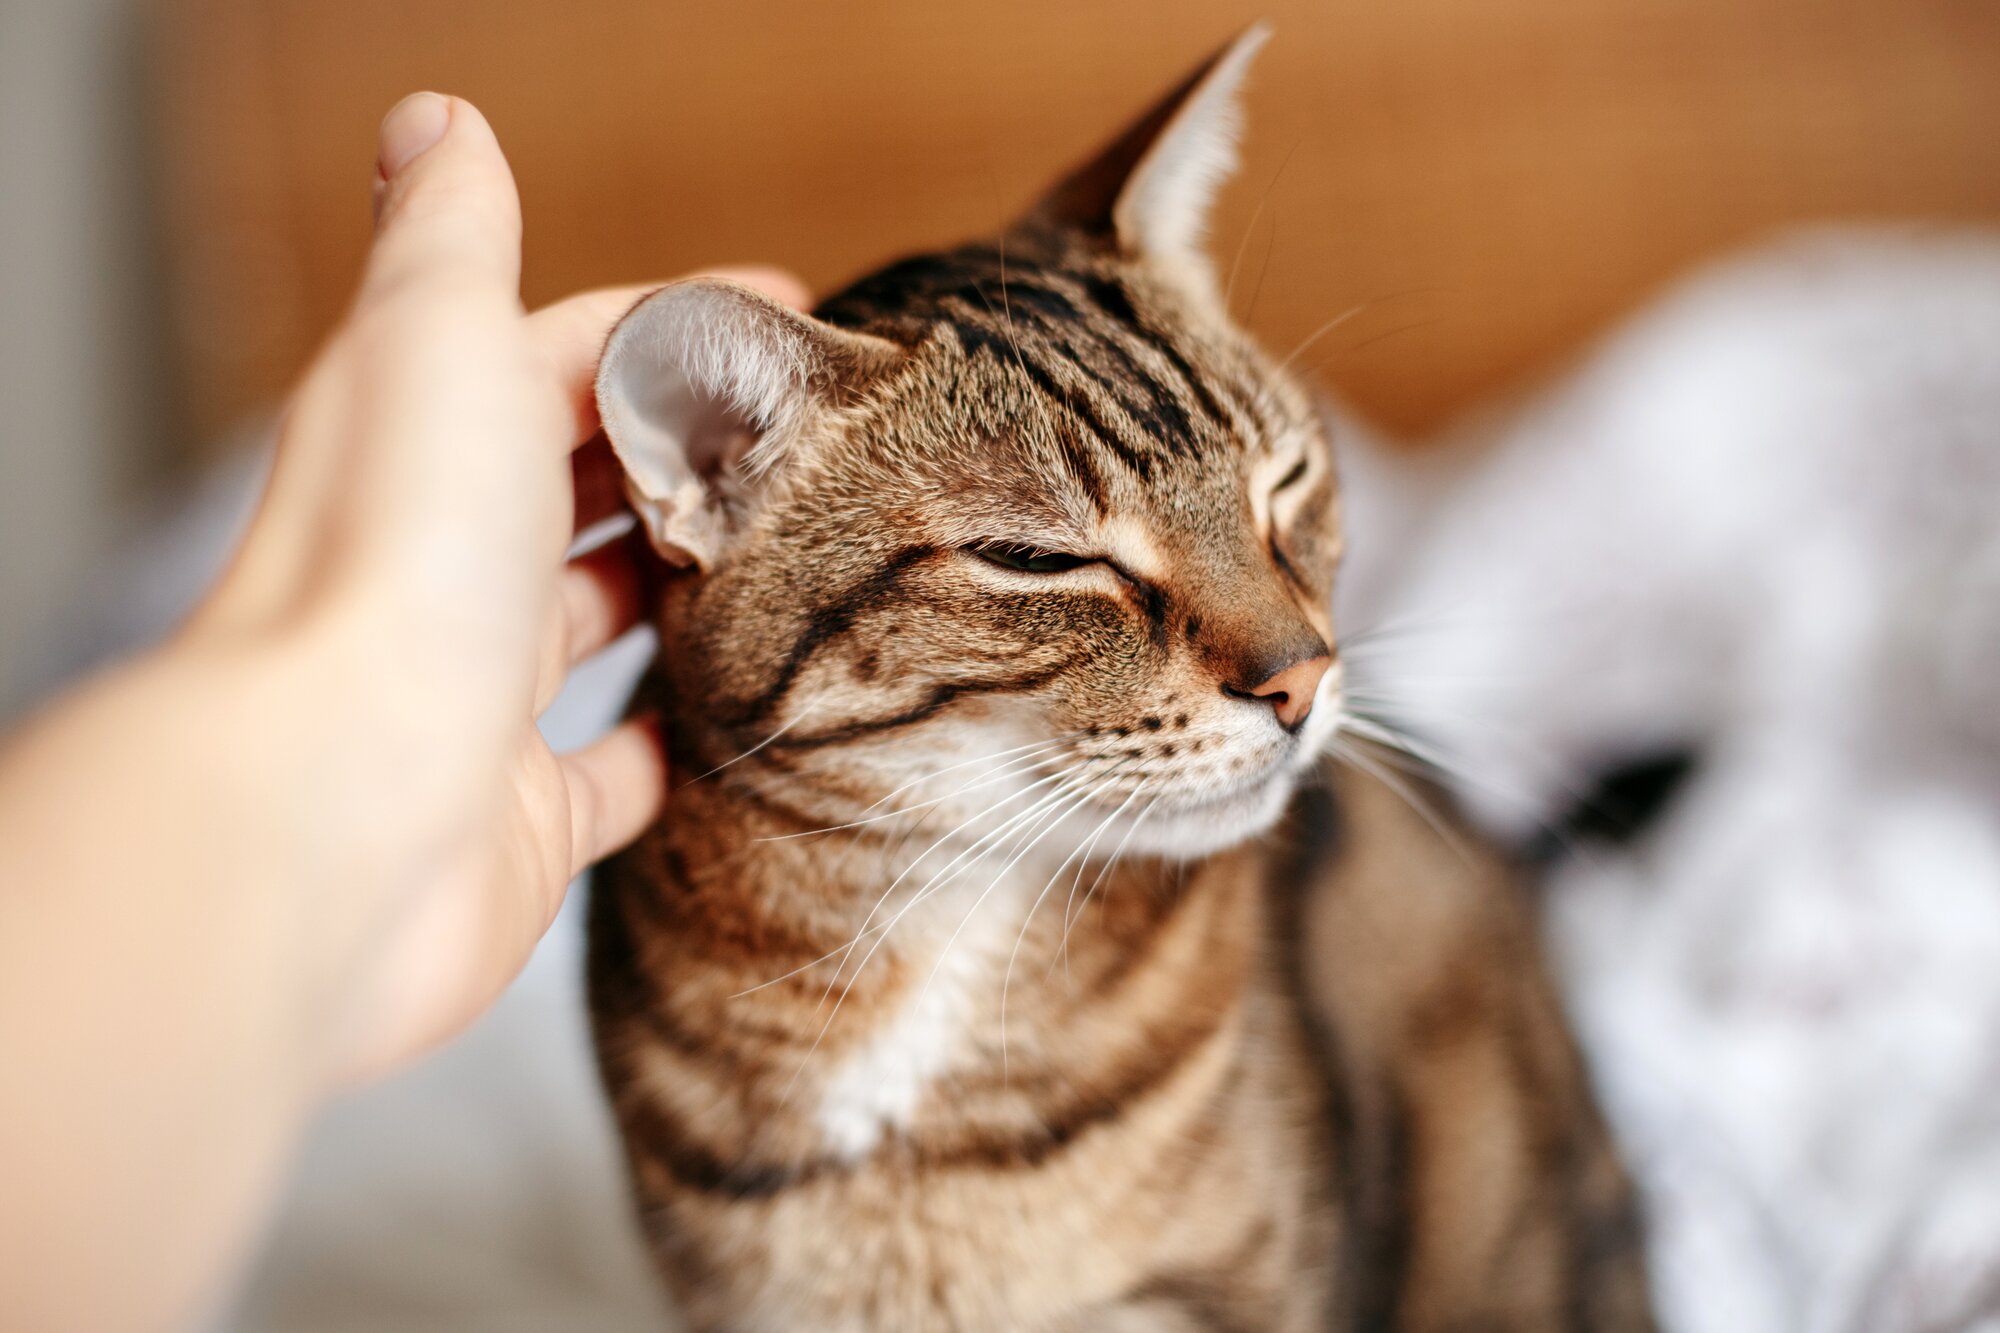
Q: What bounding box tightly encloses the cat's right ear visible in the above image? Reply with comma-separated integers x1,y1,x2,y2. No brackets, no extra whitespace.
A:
1028,23,1269,287
595,279,903,571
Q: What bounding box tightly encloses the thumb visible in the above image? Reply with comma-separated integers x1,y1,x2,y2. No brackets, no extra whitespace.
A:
363,93,522,306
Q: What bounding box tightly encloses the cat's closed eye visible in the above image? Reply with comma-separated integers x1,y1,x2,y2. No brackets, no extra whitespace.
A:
1271,457,1309,494
969,542,1096,574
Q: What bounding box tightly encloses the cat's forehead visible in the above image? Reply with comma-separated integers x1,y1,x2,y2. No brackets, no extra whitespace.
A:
815,236,1296,487
816,237,1128,337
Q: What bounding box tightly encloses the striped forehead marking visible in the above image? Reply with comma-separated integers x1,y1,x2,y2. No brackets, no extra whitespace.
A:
817,242,1259,481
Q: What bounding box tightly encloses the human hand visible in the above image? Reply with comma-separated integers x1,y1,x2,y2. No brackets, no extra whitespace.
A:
187,93,807,1083
0,90,805,1332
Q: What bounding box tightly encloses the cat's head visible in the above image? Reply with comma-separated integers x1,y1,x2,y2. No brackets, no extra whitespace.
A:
598,26,1342,859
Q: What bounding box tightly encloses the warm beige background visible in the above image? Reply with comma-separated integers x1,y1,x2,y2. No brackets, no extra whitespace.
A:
4,0,1997,714
153,0,2000,444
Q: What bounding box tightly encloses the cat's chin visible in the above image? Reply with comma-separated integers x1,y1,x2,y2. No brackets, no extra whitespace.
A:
1115,767,1304,861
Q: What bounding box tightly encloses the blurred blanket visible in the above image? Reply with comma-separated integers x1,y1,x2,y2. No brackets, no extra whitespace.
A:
42,226,1997,1332
1337,227,2000,1333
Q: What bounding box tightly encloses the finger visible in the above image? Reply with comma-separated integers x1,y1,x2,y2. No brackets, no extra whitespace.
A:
707,264,813,311
535,531,649,713
560,533,649,665
560,718,670,877
333,738,578,1088
571,432,627,533
528,266,813,444
362,94,522,307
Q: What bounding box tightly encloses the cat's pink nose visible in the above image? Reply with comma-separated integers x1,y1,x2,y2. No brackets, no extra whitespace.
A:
1244,654,1332,730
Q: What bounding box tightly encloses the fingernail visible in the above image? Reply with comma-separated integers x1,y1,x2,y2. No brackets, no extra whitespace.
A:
377,92,450,179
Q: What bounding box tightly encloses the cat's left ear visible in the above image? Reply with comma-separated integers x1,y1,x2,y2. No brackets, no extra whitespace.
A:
1029,22,1269,287
595,278,903,571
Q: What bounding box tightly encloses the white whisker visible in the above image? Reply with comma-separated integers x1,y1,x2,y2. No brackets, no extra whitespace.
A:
775,767,1097,1104
730,761,1080,1001
1336,706,1611,873
998,771,1132,1068
686,701,820,783
754,740,1070,843
918,770,1110,1035
1327,732,1476,870
1055,786,1161,968
1047,791,1139,987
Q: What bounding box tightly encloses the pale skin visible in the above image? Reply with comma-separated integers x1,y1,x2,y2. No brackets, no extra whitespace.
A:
0,93,807,1333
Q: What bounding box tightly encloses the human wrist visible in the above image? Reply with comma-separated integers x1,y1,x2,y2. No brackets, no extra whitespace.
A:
37,630,383,1078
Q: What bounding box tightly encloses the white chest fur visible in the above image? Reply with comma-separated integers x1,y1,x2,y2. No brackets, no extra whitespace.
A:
812,859,1048,1160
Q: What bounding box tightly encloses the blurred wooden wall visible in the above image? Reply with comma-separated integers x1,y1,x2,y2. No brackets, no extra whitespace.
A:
151,0,2000,448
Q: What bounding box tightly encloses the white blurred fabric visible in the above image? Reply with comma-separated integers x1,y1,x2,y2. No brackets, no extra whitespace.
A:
1337,227,2000,1333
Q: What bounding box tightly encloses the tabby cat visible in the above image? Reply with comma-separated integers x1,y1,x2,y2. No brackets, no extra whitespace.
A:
587,27,1651,1331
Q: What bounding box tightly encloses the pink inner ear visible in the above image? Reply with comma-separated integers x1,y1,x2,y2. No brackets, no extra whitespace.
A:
594,281,803,573
622,471,724,572
595,278,907,573
608,376,772,571
672,393,767,481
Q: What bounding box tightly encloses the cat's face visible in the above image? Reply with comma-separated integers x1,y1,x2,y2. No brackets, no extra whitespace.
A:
600,29,1340,858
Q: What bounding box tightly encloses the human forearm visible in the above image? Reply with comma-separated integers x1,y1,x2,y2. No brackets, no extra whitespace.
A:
0,644,329,1333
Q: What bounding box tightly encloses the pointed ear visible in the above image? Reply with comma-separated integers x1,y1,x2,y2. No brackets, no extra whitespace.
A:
1030,23,1268,272
595,279,902,571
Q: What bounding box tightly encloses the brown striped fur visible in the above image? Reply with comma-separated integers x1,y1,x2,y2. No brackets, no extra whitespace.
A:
588,28,1652,1331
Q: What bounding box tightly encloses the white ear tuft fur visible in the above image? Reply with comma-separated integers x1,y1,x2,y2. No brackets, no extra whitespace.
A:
1111,23,1268,264
595,280,899,570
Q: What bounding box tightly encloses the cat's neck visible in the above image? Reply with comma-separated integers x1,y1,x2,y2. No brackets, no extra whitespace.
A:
621,746,1269,1160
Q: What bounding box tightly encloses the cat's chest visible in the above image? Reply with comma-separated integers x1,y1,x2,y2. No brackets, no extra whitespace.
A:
594,826,1307,1328
811,864,1051,1159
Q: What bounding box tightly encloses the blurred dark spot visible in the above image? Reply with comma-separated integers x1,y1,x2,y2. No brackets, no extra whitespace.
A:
1528,747,1699,865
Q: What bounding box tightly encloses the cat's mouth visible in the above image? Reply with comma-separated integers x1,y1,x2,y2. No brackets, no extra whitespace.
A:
1065,688,1340,817
1106,686,1341,841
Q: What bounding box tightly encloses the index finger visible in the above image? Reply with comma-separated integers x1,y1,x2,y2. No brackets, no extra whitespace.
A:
529,266,813,445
